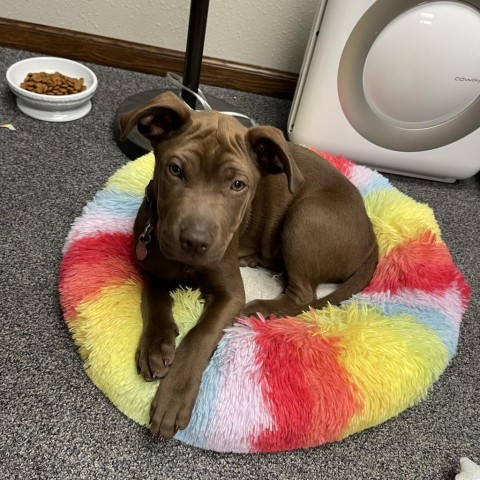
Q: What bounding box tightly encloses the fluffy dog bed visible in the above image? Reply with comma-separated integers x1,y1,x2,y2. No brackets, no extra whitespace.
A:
59,150,470,453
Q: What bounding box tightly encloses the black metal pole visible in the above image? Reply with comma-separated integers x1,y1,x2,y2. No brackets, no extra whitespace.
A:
182,0,210,108
114,0,249,159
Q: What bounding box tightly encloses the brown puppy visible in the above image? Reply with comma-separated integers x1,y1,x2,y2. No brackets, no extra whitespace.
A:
121,91,378,439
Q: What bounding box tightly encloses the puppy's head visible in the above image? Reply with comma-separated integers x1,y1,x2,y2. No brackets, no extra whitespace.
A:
121,91,303,267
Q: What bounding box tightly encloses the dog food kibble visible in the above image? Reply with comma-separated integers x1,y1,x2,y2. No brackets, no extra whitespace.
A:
20,72,87,95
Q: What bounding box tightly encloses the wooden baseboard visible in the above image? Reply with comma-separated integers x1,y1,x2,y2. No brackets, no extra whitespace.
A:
0,17,298,99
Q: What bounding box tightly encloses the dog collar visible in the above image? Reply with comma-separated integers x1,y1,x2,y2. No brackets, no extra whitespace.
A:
135,181,155,261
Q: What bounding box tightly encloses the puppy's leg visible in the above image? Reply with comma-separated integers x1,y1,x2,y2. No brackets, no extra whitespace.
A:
242,196,372,318
149,263,245,439
241,277,317,318
137,273,178,381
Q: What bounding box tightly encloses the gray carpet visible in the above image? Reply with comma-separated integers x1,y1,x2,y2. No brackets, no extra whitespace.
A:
1,46,478,480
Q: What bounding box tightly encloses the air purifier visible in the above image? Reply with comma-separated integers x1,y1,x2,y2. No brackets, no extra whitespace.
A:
288,0,480,182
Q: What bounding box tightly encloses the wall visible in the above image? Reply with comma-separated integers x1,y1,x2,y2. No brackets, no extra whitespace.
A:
2,0,319,73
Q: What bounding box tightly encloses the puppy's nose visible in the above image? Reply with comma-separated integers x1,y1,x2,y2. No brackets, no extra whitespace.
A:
179,225,212,256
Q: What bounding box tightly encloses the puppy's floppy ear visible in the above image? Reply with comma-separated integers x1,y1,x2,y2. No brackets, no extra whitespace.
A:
120,91,191,142
246,126,304,194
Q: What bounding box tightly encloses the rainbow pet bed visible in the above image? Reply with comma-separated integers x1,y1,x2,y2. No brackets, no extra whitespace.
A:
59,150,470,453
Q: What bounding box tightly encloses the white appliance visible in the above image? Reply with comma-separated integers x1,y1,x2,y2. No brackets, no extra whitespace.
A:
288,0,480,182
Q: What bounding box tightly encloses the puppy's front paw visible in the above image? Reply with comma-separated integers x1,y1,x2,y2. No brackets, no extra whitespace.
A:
149,367,198,440
136,323,179,381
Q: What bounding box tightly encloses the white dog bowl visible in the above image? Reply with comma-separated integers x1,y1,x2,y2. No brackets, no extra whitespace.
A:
6,56,98,122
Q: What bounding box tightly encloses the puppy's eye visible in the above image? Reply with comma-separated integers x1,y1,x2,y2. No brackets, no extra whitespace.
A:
231,180,247,192
168,164,182,177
